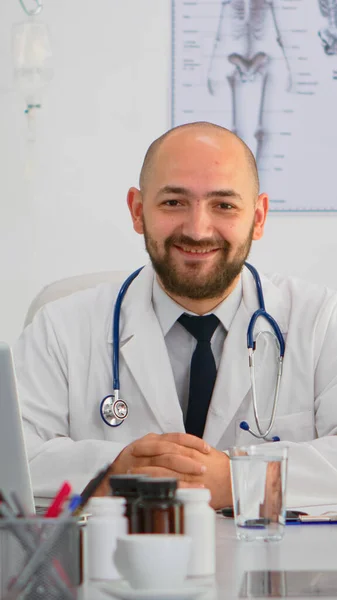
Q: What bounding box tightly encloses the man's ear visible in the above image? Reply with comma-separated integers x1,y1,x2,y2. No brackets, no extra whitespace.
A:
127,187,144,234
253,192,268,240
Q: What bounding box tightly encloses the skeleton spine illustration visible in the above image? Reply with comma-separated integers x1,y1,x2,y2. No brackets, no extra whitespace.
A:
231,0,269,40
207,0,293,164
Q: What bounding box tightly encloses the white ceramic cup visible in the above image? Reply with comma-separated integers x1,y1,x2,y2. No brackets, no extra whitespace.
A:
114,534,191,589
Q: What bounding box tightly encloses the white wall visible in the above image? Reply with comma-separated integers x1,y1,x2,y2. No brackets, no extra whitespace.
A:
0,0,336,344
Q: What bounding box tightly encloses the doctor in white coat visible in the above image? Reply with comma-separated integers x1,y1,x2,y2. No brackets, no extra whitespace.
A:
14,122,337,509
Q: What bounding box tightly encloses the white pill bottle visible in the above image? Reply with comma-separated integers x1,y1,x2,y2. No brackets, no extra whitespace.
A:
176,488,216,577
86,496,128,580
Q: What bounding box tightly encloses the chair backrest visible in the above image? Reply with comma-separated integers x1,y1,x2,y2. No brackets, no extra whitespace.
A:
24,271,130,327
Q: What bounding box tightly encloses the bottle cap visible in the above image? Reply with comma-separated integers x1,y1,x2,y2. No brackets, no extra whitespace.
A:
138,477,178,498
109,474,146,497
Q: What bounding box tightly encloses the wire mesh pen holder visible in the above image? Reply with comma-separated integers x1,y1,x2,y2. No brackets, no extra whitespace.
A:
0,517,81,600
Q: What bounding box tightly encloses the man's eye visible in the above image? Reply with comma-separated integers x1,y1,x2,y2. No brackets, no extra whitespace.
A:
218,202,233,210
164,200,181,206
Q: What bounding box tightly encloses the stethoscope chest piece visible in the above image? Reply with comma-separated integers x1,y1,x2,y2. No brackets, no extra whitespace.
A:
100,394,129,427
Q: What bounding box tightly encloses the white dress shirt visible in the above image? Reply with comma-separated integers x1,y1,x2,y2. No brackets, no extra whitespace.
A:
152,277,243,418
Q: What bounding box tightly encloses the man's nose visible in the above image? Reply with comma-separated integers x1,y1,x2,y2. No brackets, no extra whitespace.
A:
181,205,213,240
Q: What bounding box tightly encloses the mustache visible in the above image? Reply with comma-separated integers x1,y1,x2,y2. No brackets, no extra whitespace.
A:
164,234,230,252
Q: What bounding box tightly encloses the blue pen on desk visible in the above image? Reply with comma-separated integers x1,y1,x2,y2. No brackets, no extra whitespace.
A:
220,507,308,522
287,515,337,525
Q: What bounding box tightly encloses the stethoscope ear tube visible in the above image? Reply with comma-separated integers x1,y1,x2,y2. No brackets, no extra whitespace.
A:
242,263,285,442
239,420,280,442
247,309,285,357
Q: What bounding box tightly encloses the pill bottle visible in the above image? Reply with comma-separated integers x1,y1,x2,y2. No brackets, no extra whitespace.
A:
109,474,145,533
86,496,127,580
135,477,184,534
176,488,215,576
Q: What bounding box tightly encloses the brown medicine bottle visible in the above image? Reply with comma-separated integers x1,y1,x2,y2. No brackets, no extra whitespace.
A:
109,474,144,533
135,478,184,534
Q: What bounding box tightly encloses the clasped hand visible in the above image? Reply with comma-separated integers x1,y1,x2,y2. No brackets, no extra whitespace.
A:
95,432,232,509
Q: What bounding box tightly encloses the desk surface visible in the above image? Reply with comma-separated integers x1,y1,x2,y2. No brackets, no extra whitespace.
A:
216,516,337,598
89,516,337,600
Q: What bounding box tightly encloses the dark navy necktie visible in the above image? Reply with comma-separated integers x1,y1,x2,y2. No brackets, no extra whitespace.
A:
178,313,220,438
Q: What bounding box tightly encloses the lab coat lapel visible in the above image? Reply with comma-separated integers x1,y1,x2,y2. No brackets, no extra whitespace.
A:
112,265,185,432
203,267,288,447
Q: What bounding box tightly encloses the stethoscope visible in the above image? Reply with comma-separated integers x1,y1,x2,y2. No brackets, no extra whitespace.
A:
239,263,285,442
100,262,285,441
99,266,143,428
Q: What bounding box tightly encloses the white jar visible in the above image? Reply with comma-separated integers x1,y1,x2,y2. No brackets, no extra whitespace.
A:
176,488,216,577
86,497,128,580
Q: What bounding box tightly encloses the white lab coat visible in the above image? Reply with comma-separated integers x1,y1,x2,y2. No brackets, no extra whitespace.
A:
13,264,337,507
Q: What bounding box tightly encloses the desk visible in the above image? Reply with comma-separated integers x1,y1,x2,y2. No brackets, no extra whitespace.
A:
88,516,337,600
216,517,337,598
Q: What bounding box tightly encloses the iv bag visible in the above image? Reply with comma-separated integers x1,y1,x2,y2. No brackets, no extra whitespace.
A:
12,21,53,104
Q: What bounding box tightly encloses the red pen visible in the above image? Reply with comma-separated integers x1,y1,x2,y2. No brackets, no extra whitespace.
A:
45,482,75,594
45,482,72,518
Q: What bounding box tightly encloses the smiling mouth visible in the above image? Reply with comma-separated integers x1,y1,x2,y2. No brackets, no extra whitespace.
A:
174,245,220,256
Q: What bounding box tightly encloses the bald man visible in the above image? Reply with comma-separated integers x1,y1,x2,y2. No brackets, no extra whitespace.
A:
14,123,337,509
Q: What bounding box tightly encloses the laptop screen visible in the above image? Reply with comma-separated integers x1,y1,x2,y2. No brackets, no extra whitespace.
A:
0,342,35,514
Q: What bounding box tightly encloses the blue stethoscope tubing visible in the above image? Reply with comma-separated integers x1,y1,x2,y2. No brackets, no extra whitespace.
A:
240,263,285,442
100,263,285,440
99,267,143,427
112,266,144,393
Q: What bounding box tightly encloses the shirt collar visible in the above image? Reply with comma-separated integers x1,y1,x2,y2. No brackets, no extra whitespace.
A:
152,275,243,336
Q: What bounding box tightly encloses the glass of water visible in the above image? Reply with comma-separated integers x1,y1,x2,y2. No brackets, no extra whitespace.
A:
229,445,288,542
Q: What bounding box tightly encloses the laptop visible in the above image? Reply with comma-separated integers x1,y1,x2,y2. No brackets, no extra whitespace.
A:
0,342,35,514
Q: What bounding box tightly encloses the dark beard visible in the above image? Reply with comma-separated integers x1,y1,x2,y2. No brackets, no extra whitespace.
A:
143,221,254,300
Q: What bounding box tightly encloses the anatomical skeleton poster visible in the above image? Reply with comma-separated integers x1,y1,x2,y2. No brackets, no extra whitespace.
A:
172,0,337,211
